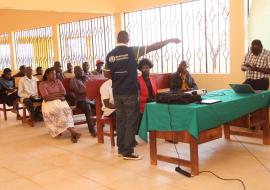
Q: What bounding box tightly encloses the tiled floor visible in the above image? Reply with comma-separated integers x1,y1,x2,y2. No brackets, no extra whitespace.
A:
0,112,270,190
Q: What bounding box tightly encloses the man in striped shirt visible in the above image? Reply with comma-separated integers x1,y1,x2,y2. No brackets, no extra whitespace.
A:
242,39,270,90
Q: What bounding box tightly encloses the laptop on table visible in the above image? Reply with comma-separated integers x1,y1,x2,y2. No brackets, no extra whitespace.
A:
229,84,262,94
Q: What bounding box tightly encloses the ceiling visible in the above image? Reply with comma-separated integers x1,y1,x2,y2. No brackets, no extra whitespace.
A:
0,0,189,13
0,0,118,13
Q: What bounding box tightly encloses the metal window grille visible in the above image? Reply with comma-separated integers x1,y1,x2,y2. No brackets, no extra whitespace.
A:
247,0,252,16
0,34,11,70
124,0,230,74
13,27,54,69
59,15,115,71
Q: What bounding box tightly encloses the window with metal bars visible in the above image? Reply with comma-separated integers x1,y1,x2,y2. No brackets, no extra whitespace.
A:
247,0,252,16
0,34,11,70
13,27,54,70
59,15,115,71
124,0,230,74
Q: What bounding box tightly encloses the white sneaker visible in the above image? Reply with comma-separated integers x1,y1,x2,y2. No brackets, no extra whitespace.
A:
123,154,143,160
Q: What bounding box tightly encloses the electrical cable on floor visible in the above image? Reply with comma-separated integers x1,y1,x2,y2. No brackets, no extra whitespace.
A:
234,135,270,174
166,104,246,190
196,170,246,190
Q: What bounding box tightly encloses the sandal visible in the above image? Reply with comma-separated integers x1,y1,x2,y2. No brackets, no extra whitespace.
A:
71,136,78,143
70,133,81,143
75,133,81,140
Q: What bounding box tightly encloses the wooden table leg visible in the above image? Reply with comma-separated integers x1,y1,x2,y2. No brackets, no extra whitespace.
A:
190,136,199,176
224,124,231,140
263,108,270,145
149,131,157,165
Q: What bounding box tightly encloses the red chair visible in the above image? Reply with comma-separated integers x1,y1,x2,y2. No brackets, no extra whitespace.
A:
151,73,172,89
86,79,116,147
61,78,88,126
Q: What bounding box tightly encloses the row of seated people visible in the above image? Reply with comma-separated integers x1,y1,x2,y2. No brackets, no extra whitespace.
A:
0,59,197,143
12,59,105,80
0,60,105,119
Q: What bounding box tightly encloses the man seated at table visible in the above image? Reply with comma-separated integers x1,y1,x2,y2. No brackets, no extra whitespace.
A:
54,61,65,80
138,59,157,122
70,66,96,137
100,79,115,117
18,67,42,125
170,60,198,92
241,39,270,90
13,65,26,78
34,66,43,81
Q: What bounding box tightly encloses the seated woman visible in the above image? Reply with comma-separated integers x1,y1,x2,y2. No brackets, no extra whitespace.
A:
170,60,198,92
138,59,158,113
0,68,21,119
39,67,81,143
138,59,158,134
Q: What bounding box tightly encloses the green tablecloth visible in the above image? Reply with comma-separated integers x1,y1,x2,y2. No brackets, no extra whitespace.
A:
139,89,270,142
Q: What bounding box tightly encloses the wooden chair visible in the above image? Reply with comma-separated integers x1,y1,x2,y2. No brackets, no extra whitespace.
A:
0,103,13,120
0,77,24,120
20,81,42,127
86,79,116,146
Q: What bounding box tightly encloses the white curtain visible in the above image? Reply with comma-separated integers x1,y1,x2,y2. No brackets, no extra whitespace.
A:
248,0,270,49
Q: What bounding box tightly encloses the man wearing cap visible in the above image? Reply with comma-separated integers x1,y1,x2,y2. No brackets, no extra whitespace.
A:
91,60,104,75
104,30,181,160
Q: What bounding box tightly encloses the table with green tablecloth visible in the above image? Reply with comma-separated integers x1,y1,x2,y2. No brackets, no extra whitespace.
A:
139,89,270,175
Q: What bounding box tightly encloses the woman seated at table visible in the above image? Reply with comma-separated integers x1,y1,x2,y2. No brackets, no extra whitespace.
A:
138,58,157,117
0,68,21,119
39,67,81,143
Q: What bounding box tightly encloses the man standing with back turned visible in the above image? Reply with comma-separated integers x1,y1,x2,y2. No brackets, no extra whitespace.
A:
104,31,181,160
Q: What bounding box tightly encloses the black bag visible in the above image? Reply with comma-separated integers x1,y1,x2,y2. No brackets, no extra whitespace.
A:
156,91,202,104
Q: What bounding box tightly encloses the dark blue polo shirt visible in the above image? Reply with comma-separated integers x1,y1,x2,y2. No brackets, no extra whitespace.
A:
105,45,146,95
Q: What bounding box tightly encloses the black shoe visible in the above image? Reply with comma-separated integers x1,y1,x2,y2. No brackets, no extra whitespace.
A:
90,131,96,137
123,154,143,160
118,150,124,157
89,126,96,137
